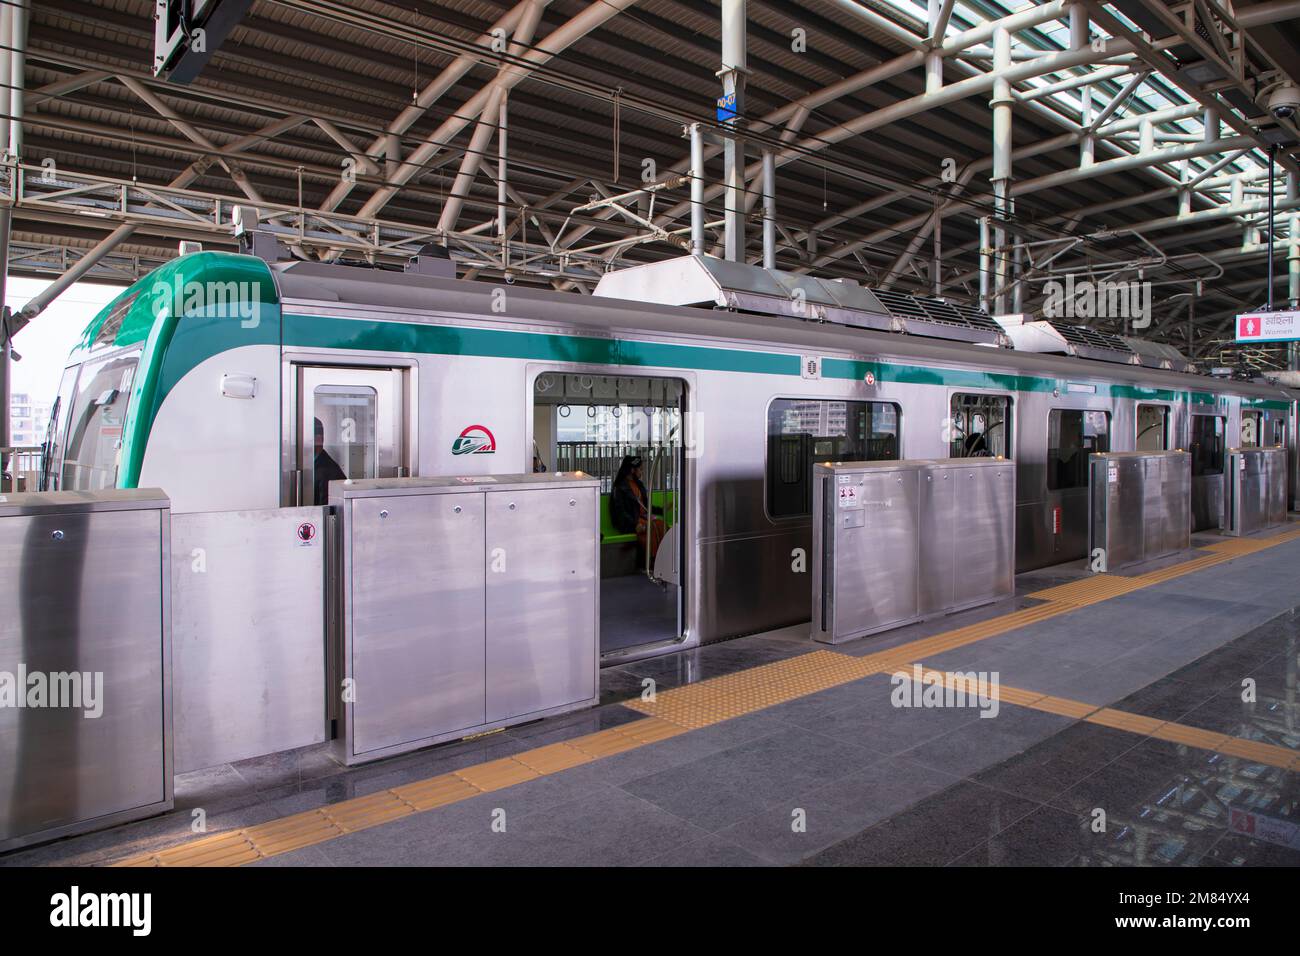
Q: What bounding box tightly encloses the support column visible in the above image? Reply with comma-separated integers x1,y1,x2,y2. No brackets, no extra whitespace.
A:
932,199,943,297
925,0,944,94
1289,173,1299,313
1079,86,1094,168
1071,5,1092,170
1069,3,1089,49
0,0,24,467
497,94,509,238
9,0,26,160
1267,145,1276,311
0,207,10,458
978,216,990,312
761,148,775,269
689,123,705,256
0,2,11,158
990,26,1013,314
720,0,747,262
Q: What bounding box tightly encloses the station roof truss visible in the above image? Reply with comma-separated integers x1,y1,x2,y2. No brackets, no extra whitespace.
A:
10,0,1300,359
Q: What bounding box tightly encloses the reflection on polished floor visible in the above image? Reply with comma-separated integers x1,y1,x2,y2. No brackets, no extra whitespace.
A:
3,534,1298,868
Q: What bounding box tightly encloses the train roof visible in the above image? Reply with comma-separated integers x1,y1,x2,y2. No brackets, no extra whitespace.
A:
271,256,1287,402
74,251,1290,405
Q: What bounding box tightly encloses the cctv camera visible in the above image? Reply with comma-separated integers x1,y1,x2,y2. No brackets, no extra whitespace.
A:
1267,84,1300,121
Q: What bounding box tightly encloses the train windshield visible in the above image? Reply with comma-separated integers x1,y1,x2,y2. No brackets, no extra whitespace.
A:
58,351,140,491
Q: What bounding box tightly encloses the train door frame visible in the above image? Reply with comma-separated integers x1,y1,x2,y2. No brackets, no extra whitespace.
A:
1134,401,1173,452
281,355,419,506
525,364,695,663
1043,394,1113,563
1189,406,1228,532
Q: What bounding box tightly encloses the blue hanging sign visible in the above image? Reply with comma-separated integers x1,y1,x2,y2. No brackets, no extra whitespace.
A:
716,92,737,123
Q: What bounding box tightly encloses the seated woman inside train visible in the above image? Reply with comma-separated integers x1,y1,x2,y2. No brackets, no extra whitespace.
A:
610,455,665,564
313,417,347,505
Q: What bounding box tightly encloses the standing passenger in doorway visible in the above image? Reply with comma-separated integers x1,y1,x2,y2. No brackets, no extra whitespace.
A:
611,455,665,566
313,417,347,505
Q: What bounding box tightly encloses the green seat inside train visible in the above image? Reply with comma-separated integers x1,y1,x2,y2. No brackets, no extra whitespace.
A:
599,491,677,545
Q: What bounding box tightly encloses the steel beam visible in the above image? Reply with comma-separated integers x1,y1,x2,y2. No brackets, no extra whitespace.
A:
316,0,547,215
355,0,641,221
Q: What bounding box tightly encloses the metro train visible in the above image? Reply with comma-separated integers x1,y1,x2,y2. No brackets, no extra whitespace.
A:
38,249,1298,661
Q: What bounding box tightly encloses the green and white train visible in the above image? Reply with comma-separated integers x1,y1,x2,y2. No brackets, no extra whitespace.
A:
40,249,1296,658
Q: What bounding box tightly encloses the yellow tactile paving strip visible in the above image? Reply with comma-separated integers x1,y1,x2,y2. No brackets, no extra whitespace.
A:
113,526,1300,867
1027,525,1300,605
624,650,877,727
115,717,690,867
903,666,1300,772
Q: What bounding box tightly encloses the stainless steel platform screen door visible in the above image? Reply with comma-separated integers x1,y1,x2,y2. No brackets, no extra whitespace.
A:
293,366,408,506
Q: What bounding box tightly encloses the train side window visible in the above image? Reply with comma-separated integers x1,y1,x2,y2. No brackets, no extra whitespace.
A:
60,351,140,491
1046,409,1109,491
1270,417,1285,446
1136,404,1168,451
1190,415,1225,477
950,393,1011,458
766,398,900,518
1241,410,1261,447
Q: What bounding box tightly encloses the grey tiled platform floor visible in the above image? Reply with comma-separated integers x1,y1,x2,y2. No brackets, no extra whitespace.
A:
5,535,1299,867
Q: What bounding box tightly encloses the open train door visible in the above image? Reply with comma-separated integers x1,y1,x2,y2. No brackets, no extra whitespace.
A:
532,371,686,660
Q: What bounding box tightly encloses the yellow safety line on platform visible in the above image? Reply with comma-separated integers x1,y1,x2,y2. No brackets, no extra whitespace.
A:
111,526,1300,867
1026,525,1300,605
902,666,1300,772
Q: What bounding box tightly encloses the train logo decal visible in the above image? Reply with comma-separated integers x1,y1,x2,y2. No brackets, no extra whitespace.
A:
452,425,497,456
